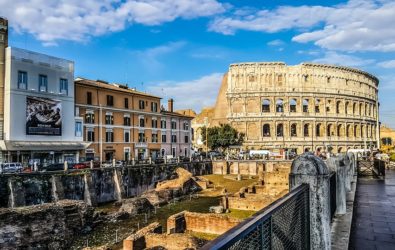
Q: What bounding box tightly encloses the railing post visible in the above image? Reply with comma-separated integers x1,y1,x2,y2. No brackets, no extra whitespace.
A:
290,152,331,250
327,156,346,215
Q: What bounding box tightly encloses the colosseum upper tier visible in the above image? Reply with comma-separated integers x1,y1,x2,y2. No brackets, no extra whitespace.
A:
209,62,380,154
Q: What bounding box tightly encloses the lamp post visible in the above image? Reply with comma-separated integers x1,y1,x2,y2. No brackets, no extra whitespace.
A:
204,117,209,158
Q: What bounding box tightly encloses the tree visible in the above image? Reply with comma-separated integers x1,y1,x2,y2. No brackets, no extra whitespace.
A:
201,123,244,152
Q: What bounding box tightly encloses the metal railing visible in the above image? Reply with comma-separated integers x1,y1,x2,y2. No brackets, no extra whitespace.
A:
202,184,310,250
373,159,386,177
329,172,337,220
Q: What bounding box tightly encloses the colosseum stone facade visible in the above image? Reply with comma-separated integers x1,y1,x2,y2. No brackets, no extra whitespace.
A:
207,62,380,155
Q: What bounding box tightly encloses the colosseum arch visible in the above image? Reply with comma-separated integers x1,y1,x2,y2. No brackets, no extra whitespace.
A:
262,124,271,137
345,101,350,115
304,123,310,137
327,99,332,113
262,99,270,113
303,99,309,113
291,123,298,137
346,124,352,138
276,99,284,112
359,103,363,116
327,123,334,137
315,99,321,113
353,102,357,115
290,98,297,112
277,123,284,137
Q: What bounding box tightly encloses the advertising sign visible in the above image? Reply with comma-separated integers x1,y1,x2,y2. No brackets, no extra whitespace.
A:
26,96,62,136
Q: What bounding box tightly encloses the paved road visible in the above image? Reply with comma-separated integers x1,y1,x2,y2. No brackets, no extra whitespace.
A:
349,170,395,250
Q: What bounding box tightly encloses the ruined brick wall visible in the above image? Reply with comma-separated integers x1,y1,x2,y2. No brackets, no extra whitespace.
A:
224,195,275,211
144,233,199,250
0,200,93,249
184,212,242,235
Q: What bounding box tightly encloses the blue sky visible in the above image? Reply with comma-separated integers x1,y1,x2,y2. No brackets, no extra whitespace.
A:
2,0,395,127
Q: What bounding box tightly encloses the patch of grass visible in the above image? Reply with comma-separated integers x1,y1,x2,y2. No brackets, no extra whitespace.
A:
189,231,219,241
228,209,256,220
203,175,257,194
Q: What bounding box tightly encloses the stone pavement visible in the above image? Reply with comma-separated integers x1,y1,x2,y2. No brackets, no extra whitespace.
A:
349,170,395,250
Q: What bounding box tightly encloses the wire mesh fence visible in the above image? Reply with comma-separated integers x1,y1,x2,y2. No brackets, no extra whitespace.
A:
202,184,310,250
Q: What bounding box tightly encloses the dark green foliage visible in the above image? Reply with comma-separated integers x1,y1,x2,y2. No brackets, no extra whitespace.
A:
201,123,245,151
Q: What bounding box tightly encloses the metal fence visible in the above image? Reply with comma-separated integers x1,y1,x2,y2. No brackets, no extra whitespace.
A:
357,160,386,178
202,184,310,250
329,172,337,220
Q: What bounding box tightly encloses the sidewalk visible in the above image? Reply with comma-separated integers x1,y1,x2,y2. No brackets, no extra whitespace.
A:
349,170,395,250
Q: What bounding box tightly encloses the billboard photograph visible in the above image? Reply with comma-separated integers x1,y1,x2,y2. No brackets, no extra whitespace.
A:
26,96,62,136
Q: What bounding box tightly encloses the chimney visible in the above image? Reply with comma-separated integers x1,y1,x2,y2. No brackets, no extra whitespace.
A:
168,98,174,112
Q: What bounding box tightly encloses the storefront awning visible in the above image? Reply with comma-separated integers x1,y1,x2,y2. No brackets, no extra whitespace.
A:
0,141,91,151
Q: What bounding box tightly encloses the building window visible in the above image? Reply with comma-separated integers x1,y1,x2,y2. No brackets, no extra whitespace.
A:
290,99,297,113
276,99,284,112
139,100,145,109
152,119,158,128
171,134,177,143
87,92,92,105
60,78,68,95
304,124,309,137
138,132,145,142
124,98,129,109
85,113,95,124
139,117,145,127
124,116,131,126
161,120,167,129
263,124,270,137
124,130,130,142
38,74,48,92
276,124,283,137
303,99,309,113
152,134,158,143
171,120,177,129
277,74,283,86
382,137,392,146
106,130,114,142
291,124,297,137
75,121,82,137
151,102,158,112
18,71,27,89
336,101,341,114
262,99,270,112
184,135,189,143
345,102,349,115
107,95,114,106
87,130,95,142
162,134,167,143
105,113,114,125
183,122,189,130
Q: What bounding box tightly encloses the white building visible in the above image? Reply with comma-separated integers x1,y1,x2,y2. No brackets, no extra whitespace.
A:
0,47,88,166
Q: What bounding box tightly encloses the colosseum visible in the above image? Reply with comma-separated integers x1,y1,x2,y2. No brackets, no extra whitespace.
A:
195,62,380,155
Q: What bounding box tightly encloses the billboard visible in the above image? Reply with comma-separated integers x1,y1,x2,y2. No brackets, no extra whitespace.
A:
26,96,62,136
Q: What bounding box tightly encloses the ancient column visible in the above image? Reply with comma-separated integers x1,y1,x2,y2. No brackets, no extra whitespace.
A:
290,152,331,250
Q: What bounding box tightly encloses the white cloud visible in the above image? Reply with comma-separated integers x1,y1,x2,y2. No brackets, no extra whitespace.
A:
130,41,186,70
0,0,225,44
146,73,223,112
312,51,375,67
267,39,285,46
378,60,395,69
209,0,395,52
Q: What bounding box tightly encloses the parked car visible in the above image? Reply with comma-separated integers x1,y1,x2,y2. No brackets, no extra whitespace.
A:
0,162,23,174
41,163,75,172
72,163,89,170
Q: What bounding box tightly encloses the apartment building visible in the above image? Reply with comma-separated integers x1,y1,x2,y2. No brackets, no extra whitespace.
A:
75,78,193,162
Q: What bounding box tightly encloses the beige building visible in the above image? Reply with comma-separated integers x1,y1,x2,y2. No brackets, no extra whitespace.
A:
380,124,395,148
75,78,193,162
198,62,380,154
